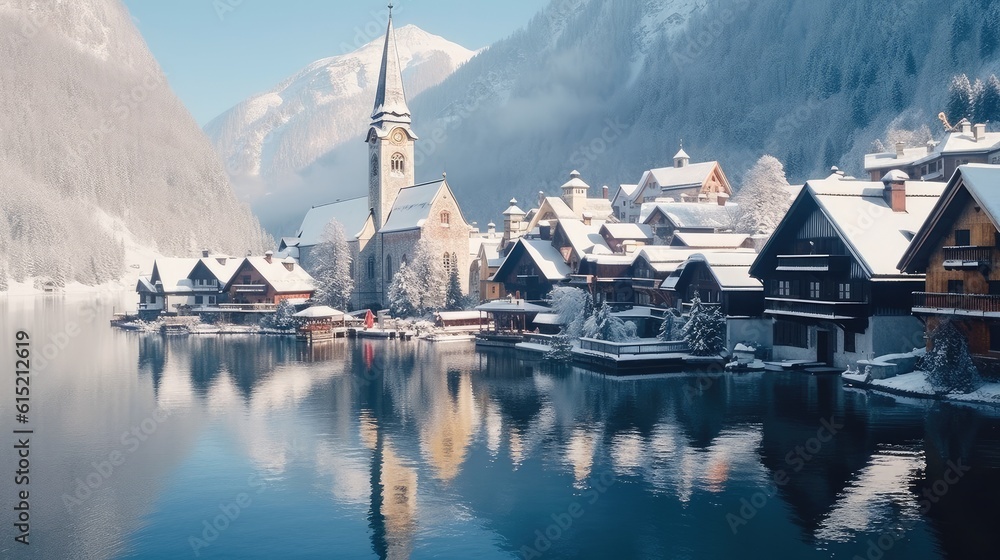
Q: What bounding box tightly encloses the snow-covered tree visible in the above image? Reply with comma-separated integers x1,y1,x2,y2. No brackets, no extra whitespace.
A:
582,300,634,342
311,220,354,311
445,269,465,310
549,286,592,339
388,261,420,318
947,74,975,122
976,74,1000,123
683,294,726,356
923,320,982,394
657,311,686,342
544,328,574,361
410,237,449,311
732,155,792,235
262,300,297,330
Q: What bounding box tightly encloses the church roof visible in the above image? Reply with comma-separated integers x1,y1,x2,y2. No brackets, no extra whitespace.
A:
371,13,411,126
296,197,371,247
380,179,446,233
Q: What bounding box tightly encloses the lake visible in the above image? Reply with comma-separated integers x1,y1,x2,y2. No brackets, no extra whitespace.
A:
1,294,998,559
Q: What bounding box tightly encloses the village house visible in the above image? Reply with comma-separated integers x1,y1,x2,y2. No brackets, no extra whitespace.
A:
137,251,241,317
490,238,571,301
613,147,734,224
469,223,504,302
599,222,653,253
864,119,1000,182
287,11,473,309
898,164,1000,374
641,200,739,245
223,251,315,306
749,173,945,368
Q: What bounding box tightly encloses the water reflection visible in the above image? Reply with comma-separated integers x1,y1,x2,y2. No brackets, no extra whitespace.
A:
3,297,1000,559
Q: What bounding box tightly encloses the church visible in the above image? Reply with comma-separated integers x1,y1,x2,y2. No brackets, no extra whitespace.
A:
288,7,473,310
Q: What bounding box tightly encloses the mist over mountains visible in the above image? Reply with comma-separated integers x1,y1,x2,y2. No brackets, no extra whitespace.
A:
245,0,1000,236
0,0,270,289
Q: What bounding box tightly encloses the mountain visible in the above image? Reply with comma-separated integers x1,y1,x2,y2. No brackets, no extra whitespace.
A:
276,0,1000,233
0,0,270,290
204,24,475,232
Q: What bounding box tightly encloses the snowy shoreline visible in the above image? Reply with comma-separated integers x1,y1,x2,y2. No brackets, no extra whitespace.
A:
843,370,1000,407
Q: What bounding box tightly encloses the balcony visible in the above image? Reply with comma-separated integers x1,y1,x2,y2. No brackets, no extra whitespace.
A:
942,246,992,270
569,274,593,285
631,277,660,289
912,292,1000,317
192,282,220,292
230,283,268,293
765,297,868,320
775,254,850,273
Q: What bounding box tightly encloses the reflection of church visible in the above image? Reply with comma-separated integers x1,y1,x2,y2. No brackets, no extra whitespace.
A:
292,6,473,309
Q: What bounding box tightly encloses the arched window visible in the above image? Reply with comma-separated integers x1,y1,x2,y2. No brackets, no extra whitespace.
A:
385,255,393,281
390,153,405,175
443,252,451,272
401,254,408,266
451,253,458,274
440,211,450,225
367,256,375,279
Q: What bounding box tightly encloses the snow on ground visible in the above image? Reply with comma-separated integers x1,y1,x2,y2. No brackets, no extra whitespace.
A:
845,369,1000,407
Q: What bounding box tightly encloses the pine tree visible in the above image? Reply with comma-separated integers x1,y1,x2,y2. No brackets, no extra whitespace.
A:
923,320,981,394
262,300,296,330
550,286,591,339
446,269,465,311
387,261,420,318
312,220,354,311
976,75,1000,123
732,155,792,235
582,300,633,342
408,237,448,312
946,74,975,123
657,311,686,342
544,328,574,361
683,294,726,356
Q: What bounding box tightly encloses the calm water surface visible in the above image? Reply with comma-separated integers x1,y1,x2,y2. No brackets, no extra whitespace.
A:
1,295,999,559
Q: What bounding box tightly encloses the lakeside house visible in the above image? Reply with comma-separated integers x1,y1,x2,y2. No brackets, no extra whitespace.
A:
898,164,1000,375
749,172,945,368
223,252,315,307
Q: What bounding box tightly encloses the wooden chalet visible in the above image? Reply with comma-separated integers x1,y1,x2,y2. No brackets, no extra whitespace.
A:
749,173,945,368
641,201,738,245
223,252,316,308
490,238,570,301
661,251,762,317
898,164,1000,373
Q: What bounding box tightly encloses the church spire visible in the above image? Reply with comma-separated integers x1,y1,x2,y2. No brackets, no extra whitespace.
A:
371,3,410,127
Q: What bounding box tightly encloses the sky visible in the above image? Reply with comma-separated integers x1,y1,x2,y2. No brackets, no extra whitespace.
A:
122,0,550,126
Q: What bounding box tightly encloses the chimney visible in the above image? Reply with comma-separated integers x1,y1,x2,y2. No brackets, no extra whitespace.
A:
895,142,906,158
881,170,909,213
487,222,496,237
282,257,295,272
582,212,592,226
602,185,609,199
961,120,972,135
717,192,730,206
974,123,986,142
202,249,210,258
264,250,273,263
538,191,546,206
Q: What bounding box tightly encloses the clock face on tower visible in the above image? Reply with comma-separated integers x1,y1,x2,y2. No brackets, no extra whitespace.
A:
391,129,405,144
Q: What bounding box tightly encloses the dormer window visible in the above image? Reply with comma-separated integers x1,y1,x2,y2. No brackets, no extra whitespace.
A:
390,152,405,176
440,211,450,226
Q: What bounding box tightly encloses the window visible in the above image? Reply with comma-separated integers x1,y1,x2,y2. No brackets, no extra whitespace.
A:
995,231,1000,248
401,254,408,265
368,256,376,279
440,211,450,225
451,253,458,274
844,330,856,353
955,229,971,246
777,280,791,297
991,325,1000,352
947,279,964,294
838,283,852,300
242,275,251,284
443,252,451,272
774,320,807,348
809,281,821,299
195,296,203,305
390,152,405,175
209,296,216,305
385,255,393,281
990,281,1000,295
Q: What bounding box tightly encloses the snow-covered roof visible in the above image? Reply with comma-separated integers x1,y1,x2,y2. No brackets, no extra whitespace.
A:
578,197,614,220
240,257,316,293
197,256,241,285
293,305,345,319
136,276,156,293
503,197,527,216
600,222,652,240
531,312,562,325
151,258,198,293
370,15,411,125
864,146,929,171
865,130,1000,171
435,310,482,321
496,238,572,281
635,161,719,199
673,148,690,160
807,179,944,276
380,179,445,233
582,253,636,266
477,238,501,262
475,298,550,313
297,197,370,247
693,252,761,290
611,184,639,205
633,247,704,273
671,232,750,248
640,201,738,229
561,170,589,191
557,220,610,258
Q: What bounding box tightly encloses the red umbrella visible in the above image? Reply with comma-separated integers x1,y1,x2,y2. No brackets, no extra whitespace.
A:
364,309,375,329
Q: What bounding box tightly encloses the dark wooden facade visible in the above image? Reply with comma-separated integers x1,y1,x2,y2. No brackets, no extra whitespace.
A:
667,260,764,318
491,241,562,302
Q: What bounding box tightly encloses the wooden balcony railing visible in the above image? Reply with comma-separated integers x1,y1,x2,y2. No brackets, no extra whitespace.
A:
912,292,1000,315
942,246,992,269
765,297,868,319
775,254,850,273
230,284,268,293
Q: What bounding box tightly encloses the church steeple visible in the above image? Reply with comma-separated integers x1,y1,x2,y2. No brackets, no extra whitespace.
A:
371,3,410,128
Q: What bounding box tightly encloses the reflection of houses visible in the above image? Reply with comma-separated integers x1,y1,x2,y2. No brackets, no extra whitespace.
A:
864,120,1000,181
223,252,316,306
749,173,944,367
617,148,734,223
898,164,1000,373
